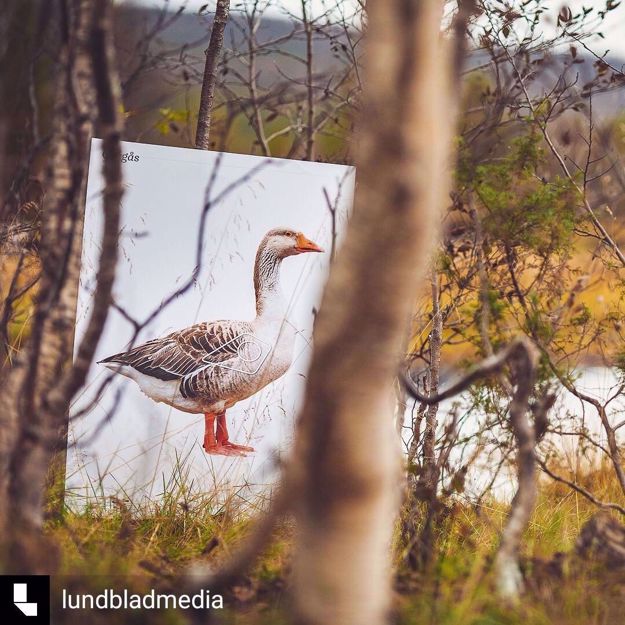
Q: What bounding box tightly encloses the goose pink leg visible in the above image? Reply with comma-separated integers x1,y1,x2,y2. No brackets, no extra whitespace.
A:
202,412,254,456
203,412,243,456
216,411,255,454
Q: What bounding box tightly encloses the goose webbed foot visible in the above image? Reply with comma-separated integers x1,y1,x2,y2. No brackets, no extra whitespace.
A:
203,442,249,456
214,410,255,455
222,441,255,453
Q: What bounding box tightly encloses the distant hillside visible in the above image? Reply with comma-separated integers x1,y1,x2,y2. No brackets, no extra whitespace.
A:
114,4,348,146
113,4,625,148
115,4,343,86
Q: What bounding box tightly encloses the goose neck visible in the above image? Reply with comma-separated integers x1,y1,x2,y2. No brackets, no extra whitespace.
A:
254,246,284,317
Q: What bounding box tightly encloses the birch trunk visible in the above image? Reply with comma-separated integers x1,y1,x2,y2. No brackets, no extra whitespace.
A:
291,1,453,623
1,0,123,570
0,0,95,553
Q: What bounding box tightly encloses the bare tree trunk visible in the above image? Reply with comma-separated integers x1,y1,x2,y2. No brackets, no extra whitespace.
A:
413,270,443,569
402,337,541,600
1,0,123,570
301,0,314,161
0,0,93,551
493,343,539,600
291,1,453,624
422,272,442,492
469,193,494,358
195,0,230,149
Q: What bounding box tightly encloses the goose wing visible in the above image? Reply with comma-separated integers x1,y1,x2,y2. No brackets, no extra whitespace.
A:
100,320,254,382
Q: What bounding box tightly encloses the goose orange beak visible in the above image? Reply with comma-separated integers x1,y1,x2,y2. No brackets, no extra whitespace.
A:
295,233,324,253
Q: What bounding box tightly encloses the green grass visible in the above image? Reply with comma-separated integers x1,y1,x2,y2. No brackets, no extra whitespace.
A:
43,460,625,625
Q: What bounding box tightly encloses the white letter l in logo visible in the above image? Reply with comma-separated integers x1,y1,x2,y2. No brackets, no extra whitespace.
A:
14,583,38,616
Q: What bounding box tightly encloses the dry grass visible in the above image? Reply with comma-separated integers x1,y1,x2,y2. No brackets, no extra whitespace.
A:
42,458,625,624
395,459,625,625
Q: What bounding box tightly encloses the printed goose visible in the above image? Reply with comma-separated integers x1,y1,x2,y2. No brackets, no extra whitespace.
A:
99,228,323,456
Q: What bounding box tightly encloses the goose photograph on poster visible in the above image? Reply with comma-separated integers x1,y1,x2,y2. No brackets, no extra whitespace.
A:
67,139,354,504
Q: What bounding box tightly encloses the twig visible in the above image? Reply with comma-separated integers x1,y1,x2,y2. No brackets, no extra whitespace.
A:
538,458,625,517
401,338,534,405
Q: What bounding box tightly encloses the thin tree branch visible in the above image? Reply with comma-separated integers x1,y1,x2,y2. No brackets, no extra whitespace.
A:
195,0,230,149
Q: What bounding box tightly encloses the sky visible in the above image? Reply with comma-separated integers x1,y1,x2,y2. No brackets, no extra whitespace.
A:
119,0,361,21
521,0,625,60
120,0,625,60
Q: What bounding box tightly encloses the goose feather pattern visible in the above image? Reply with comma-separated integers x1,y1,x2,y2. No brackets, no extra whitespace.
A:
99,228,324,455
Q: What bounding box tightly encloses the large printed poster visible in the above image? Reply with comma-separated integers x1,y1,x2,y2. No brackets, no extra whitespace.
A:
67,140,354,504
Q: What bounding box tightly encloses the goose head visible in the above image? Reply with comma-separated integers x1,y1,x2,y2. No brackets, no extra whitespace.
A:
254,228,323,316
261,227,324,259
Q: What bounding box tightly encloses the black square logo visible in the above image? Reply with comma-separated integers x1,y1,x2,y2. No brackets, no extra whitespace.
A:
0,575,50,624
